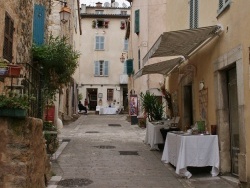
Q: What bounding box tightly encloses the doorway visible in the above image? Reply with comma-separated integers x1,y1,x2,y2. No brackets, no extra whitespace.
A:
227,67,239,176
87,88,97,111
183,84,194,129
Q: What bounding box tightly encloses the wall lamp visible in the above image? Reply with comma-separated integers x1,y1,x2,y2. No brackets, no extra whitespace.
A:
57,0,71,23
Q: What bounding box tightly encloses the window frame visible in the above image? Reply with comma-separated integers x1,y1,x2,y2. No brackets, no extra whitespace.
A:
189,0,198,29
107,89,114,101
217,0,231,15
95,36,105,50
3,12,14,62
94,60,109,77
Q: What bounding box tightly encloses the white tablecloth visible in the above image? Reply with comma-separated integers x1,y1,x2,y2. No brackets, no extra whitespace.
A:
144,121,170,150
99,107,117,115
161,132,219,178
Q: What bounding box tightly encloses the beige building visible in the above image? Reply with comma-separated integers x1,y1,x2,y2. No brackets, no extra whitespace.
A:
128,0,250,186
78,2,130,111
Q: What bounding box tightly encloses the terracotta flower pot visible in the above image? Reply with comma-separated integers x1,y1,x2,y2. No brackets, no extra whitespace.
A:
7,65,21,77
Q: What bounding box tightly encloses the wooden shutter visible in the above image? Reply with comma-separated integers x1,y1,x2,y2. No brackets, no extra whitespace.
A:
33,4,45,46
104,61,109,76
126,59,133,75
134,9,140,34
3,12,14,62
94,61,99,76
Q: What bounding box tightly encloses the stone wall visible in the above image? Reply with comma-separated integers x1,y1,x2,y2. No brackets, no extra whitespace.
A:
0,117,50,188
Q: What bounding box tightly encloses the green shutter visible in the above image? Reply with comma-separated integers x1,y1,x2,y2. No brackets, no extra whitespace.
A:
134,10,140,34
126,59,133,75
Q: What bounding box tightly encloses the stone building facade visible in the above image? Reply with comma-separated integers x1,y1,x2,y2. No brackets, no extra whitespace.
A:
128,0,250,186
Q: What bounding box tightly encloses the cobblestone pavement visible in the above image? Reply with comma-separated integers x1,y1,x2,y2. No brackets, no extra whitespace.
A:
48,114,240,188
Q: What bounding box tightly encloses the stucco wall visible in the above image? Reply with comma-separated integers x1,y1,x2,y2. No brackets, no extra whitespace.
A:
0,117,50,188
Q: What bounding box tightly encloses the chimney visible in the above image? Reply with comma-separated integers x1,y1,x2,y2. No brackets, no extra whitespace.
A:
96,2,103,7
81,4,86,13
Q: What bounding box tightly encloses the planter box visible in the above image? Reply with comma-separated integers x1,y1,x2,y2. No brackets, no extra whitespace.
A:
7,65,21,77
0,108,27,119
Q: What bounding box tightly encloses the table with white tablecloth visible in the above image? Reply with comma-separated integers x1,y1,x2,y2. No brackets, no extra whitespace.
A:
99,107,117,115
161,132,219,178
144,121,171,150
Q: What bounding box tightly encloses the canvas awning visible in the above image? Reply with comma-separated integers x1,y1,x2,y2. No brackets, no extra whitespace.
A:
133,25,222,79
142,25,222,65
133,57,184,79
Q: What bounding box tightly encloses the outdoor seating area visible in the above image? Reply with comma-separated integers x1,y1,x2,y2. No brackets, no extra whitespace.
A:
144,117,220,179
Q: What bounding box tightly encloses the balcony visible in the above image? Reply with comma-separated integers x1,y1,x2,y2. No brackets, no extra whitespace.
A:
120,74,128,84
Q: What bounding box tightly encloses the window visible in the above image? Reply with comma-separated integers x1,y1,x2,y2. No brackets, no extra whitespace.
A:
134,9,140,34
95,10,104,14
3,12,14,62
94,60,109,76
92,19,109,28
120,21,126,30
189,0,198,29
138,49,141,69
107,89,114,101
218,0,231,15
95,36,105,50
121,11,127,15
124,39,128,51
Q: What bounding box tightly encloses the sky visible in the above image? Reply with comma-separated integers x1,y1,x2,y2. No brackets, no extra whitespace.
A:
79,0,130,7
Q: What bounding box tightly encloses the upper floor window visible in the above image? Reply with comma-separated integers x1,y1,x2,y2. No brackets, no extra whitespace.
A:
121,11,127,15
218,0,231,15
92,19,109,28
95,10,104,14
94,60,109,76
134,9,140,34
189,0,198,29
120,21,126,30
95,36,105,50
3,12,14,62
124,39,128,51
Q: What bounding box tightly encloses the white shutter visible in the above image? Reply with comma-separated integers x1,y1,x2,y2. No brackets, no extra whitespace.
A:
94,61,99,76
104,61,109,76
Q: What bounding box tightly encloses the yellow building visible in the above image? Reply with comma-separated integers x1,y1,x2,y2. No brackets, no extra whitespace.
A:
128,0,250,185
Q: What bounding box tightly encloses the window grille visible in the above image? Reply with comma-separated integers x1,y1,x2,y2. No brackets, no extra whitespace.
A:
3,12,14,62
95,36,105,50
189,0,198,29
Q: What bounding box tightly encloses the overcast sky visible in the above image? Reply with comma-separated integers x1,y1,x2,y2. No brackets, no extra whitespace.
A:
79,0,130,7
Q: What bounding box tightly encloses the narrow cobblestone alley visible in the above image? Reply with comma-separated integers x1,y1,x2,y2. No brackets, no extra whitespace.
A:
48,114,239,188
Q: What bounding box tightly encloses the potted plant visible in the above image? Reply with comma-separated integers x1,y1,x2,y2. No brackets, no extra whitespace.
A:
140,91,164,122
0,92,35,118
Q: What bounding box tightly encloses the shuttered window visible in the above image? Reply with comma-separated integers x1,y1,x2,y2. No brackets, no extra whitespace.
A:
3,12,14,62
134,9,140,34
94,60,109,76
95,36,105,50
126,59,133,75
218,0,231,15
189,0,198,29
33,4,45,46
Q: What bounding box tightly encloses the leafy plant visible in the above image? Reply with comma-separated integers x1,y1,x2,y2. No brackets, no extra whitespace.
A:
32,35,80,102
140,91,164,121
0,92,35,110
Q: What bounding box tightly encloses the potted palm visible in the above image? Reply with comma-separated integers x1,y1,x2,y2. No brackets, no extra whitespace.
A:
0,92,35,118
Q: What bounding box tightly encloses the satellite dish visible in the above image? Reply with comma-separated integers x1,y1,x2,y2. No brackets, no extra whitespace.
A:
113,2,119,7
122,3,127,8
104,2,110,7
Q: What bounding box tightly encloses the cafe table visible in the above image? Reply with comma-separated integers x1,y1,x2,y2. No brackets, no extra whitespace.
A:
144,121,171,150
161,132,219,178
99,107,117,115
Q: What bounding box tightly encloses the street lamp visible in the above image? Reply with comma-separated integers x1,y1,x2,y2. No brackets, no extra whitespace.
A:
58,1,71,23
120,53,126,63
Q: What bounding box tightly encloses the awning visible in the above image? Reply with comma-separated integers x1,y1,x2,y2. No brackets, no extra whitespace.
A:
133,57,184,79
142,25,222,65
